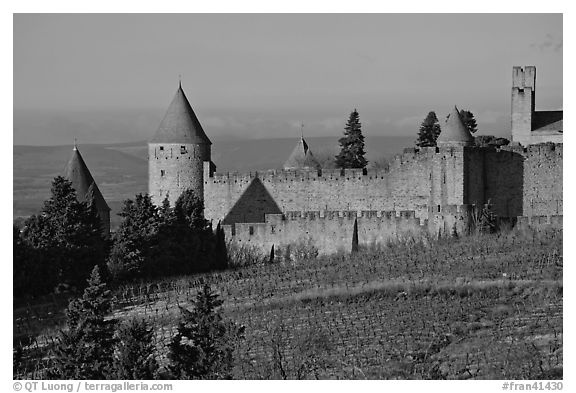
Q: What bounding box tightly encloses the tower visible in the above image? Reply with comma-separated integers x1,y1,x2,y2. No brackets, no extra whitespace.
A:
148,83,212,206
64,144,111,236
437,106,474,147
511,66,536,144
283,125,320,170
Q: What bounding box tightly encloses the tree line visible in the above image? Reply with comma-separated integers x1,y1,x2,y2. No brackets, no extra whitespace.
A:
14,178,227,298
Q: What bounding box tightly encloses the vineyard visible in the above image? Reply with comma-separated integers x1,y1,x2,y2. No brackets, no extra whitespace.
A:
14,228,563,379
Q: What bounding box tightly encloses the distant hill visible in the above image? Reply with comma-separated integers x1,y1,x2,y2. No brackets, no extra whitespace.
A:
13,135,414,228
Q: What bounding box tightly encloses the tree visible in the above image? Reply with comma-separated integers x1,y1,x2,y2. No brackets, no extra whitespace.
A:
475,135,510,147
168,283,244,379
459,109,478,134
416,111,442,147
20,176,108,293
213,222,228,271
112,318,159,379
335,109,368,169
174,189,207,231
352,218,359,253
107,194,163,280
49,266,117,379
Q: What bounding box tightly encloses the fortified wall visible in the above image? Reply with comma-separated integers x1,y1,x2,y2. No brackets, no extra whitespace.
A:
204,146,467,225
204,143,563,226
146,67,562,259
222,205,472,256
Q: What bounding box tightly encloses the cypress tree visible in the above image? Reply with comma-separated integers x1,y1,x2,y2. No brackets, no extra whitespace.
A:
352,218,359,253
335,109,368,169
416,111,442,147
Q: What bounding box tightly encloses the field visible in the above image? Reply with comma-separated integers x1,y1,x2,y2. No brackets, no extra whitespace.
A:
14,228,562,379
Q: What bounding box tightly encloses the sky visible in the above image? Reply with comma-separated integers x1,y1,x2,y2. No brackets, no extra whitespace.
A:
13,13,563,145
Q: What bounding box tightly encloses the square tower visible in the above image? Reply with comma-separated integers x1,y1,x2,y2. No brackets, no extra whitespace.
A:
511,66,536,144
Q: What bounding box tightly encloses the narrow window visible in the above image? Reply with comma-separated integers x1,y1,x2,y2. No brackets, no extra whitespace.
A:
249,226,254,235
160,170,165,177
437,205,441,212
180,146,187,154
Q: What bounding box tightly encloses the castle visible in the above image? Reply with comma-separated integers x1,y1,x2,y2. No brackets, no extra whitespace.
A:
65,66,563,256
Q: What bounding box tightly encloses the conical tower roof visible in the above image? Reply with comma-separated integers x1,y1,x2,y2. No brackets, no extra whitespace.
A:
437,106,475,146
64,145,110,212
284,137,320,170
151,84,212,145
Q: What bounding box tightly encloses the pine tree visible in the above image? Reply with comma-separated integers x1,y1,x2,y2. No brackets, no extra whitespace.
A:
335,109,368,169
20,176,107,292
459,109,478,134
112,318,159,379
168,283,244,379
416,111,442,147
50,266,117,379
108,194,162,280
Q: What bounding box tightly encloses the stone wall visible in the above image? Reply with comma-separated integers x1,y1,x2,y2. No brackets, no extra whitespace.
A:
204,147,470,226
148,143,210,206
522,143,563,216
222,205,473,256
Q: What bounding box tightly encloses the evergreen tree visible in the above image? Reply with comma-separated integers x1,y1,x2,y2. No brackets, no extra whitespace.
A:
416,111,442,147
459,109,478,134
352,218,359,253
213,222,228,270
335,109,368,169
108,194,162,280
49,266,117,379
112,318,159,379
168,283,244,379
174,189,207,230
20,176,107,292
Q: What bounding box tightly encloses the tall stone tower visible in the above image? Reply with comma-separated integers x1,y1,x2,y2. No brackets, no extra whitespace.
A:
149,83,212,206
511,66,536,144
64,144,111,237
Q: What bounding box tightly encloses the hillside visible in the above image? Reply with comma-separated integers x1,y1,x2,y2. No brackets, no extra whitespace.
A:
14,228,563,379
13,136,413,228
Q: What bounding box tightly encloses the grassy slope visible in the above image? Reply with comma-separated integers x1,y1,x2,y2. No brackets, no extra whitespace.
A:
14,229,562,379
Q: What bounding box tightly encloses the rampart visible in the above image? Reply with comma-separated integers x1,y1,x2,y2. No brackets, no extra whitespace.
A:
204,147,470,225
202,140,562,258
222,205,473,256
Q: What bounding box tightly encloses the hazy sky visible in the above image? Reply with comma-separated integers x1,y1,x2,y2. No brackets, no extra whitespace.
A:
13,13,562,145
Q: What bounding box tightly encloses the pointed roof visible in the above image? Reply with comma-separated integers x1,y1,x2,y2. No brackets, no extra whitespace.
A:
151,84,212,145
437,106,474,146
284,137,321,170
64,146,110,212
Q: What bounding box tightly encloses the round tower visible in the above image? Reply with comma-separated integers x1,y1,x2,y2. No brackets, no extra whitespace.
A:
149,83,212,206
437,106,475,147
64,144,111,237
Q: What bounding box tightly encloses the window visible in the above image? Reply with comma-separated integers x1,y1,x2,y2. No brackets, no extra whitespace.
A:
160,170,165,177
180,146,187,154
159,146,164,151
